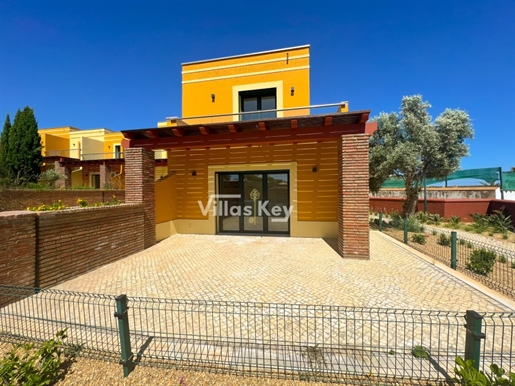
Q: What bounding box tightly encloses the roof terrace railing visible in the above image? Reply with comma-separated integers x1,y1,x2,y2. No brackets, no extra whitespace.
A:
44,149,167,162
164,101,349,126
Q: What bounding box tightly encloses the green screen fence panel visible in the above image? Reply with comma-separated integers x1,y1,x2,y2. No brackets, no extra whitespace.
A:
502,171,515,191
381,167,510,189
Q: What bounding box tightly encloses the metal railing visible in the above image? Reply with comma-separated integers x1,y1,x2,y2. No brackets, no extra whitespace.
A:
1,285,513,383
44,149,167,162
163,102,348,126
377,215,515,300
44,149,124,161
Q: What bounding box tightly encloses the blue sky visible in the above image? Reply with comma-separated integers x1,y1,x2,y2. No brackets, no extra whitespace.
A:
0,0,514,170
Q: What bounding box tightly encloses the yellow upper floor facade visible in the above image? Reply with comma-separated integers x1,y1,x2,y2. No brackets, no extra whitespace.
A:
159,45,340,127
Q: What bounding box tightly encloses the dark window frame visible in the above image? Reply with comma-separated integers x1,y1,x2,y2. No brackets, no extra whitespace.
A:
216,170,290,236
239,88,277,121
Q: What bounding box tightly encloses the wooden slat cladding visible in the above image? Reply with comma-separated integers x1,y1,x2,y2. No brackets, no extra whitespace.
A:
168,141,339,221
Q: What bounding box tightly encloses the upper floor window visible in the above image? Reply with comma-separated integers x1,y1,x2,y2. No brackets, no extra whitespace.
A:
239,88,276,121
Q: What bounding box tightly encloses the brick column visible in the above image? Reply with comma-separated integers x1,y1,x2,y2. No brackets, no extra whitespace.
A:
54,161,71,189
338,134,370,259
125,148,155,249
99,163,111,189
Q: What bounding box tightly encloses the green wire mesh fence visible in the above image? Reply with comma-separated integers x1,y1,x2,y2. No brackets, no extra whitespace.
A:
1,285,513,383
377,217,515,300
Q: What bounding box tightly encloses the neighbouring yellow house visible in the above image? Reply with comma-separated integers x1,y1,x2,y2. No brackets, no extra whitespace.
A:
40,126,167,188
122,45,375,259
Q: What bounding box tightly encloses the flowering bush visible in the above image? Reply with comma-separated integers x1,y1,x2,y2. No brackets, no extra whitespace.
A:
27,200,67,212
27,196,122,212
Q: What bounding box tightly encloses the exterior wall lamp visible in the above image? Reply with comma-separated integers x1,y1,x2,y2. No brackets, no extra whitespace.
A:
290,86,294,96
211,94,215,102
312,166,318,173
192,170,197,176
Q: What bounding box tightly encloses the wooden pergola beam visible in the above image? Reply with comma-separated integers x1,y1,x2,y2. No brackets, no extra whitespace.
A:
127,123,367,150
199,126,210,135
172,128,184,137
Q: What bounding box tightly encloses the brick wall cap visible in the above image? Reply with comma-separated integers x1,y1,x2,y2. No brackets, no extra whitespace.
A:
0,211,37,218
1,203,143,218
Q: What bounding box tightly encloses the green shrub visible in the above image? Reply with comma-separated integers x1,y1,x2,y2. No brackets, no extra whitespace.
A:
411,345,429,359
502,233,508,240
71,184,95,190
26,182,51,190
511,262,515,270
428,214,442,225
499,255,507,264
466,249,497,276
470,212,489,234
0,329,77,386
466,241,473,249
407,215,423,232
411,233,427,245
431,230,437,236
489,207,514,234
39,169,67,189
459,239,466,245
448,215,462,228
454,355,515,386
389,211,403,228
415,211,429,224
437,233,451,247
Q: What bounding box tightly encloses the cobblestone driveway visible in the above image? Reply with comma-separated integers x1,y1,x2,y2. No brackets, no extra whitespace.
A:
55,231,513,312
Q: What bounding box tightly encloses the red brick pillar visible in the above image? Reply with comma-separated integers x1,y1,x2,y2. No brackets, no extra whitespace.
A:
54,161,71,189
99,163,111,189
338,134,370,259
125,148,155,249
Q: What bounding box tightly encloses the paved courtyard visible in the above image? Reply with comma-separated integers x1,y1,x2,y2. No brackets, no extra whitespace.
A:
54,231,513,312
4,231,514,378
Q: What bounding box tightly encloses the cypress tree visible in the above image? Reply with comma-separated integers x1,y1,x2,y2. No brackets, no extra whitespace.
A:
0,114,12,180
8,107,43,184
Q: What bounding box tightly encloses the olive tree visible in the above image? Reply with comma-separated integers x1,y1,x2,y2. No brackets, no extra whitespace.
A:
369,95,473,217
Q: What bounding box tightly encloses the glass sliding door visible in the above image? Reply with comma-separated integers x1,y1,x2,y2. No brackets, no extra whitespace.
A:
217,171,289,235
243,174,264,232
218,174,241,232
266,173,289,233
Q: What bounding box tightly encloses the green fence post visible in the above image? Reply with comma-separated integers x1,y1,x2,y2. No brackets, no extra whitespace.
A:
114,294,135,377
379,212,383,232
451,231,457,270
403,217,408,243
464,310,485,370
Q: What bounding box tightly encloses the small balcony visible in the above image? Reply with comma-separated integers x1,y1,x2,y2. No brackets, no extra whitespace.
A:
43,149,167,164
161,102,350,127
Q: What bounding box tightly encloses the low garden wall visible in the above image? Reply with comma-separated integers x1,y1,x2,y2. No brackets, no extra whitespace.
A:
370,197,515,226
0,189,125,212
0,204,144,306
488,200,515,225
373,187,497,199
